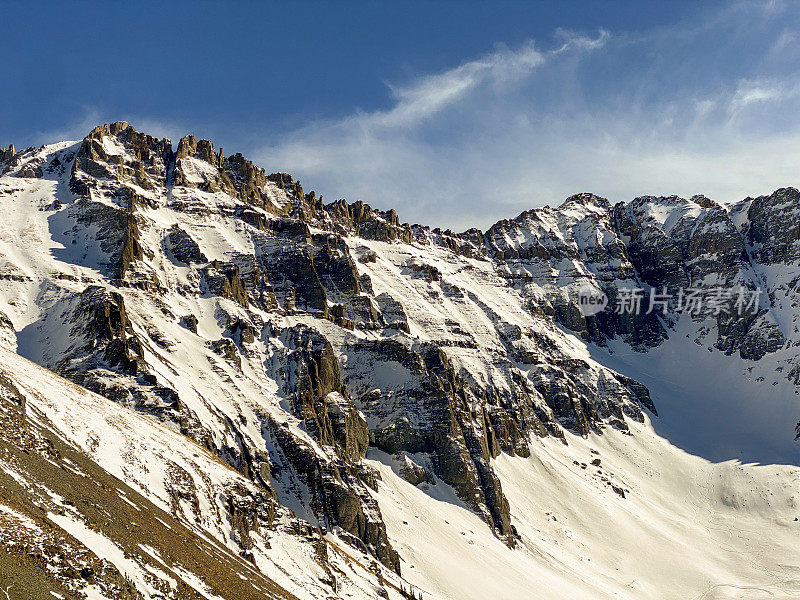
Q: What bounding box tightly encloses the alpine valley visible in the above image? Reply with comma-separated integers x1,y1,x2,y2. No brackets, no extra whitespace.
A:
0,122,798,600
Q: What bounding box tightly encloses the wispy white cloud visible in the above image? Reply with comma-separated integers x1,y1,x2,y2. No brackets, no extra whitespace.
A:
376,43,546,129
255,37,606,226
552,28,610,53
729,79,784,114
254,2,800,230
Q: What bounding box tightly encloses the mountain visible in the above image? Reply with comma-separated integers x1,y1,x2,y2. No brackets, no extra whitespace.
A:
0,122,798,599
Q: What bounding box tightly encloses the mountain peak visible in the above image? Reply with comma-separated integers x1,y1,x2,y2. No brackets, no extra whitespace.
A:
1,119,799,599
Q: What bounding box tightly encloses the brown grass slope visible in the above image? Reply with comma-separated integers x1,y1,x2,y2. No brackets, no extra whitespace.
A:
0,373,299,600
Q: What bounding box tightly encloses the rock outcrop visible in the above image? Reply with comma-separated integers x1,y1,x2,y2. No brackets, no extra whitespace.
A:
0,144,15,173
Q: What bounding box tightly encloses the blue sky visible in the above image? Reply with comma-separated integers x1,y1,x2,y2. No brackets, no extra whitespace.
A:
4,1,800,228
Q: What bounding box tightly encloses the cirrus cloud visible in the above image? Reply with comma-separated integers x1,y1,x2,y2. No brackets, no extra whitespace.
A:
255,2,800,230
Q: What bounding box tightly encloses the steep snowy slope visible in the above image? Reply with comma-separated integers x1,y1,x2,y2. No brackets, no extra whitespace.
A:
0,359,295,600
3,335,798,600
0,334,412,599
369,421,800,600
0,124,798,599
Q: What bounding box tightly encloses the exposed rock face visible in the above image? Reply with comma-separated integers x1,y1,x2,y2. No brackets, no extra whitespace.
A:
173,134,293,215
746,187,800,264
477,192,788,362
0,144,15,173
61,285,142,377
272,326,398,567
483,194,663,348
326,199,414,243
165,225,207,264
203,261,248,307
612,195,785,358
181,313,199,333
117,196,144,281
6,122,800,576
395,453,433,486
70,122,173,195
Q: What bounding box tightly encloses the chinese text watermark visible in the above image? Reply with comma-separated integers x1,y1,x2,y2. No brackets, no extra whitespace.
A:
578,285,761,317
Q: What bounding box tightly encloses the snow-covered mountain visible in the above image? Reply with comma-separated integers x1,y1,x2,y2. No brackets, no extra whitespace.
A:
0,123,798,599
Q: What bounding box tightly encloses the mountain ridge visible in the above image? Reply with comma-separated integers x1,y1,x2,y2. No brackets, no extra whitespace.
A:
0,122,798,599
